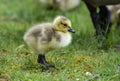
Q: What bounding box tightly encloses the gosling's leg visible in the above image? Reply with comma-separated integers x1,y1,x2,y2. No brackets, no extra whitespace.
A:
37,54,47,65
37,54,55,69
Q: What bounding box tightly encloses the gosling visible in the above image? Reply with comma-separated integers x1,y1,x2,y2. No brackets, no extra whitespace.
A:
40,0,80,11
107,4,120,27
23,16,75,69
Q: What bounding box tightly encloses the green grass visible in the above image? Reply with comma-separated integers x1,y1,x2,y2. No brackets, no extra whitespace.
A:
0,0,120,81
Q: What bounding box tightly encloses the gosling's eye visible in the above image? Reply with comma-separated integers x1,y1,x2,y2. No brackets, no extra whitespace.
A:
61,22,67,27
63,24,67,27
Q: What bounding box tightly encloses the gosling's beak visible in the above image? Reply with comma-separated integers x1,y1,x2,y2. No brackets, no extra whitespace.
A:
68,27,75,33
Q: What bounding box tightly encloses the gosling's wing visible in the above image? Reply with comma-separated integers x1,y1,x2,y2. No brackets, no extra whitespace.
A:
40,25,55,43
24,23,55,44
23,24,42,44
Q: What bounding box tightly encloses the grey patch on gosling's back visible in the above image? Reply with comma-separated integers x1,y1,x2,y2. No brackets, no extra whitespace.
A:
41,28,54,43
32,29,42,37
31,29,42,42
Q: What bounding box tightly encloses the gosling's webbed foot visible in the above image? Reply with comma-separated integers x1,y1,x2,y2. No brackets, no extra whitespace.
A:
37,54,55,70
42,65,55,70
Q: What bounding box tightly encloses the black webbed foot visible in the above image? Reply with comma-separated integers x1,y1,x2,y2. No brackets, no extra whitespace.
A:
42,65,55,70
37,54,55,70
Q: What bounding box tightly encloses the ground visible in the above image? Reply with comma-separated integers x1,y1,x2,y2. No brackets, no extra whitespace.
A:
0,0,120,81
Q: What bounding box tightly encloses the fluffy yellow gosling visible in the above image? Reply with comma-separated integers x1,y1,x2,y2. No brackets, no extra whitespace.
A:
23,16,75,69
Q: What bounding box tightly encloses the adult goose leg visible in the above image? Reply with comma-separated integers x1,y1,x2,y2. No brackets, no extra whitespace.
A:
99,6,111,37
85,2,111,42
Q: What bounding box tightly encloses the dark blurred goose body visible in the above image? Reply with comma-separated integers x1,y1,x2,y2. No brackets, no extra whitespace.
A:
84,0,120,7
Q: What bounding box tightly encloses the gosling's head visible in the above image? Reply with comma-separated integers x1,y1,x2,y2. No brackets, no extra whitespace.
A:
53,16,75,33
